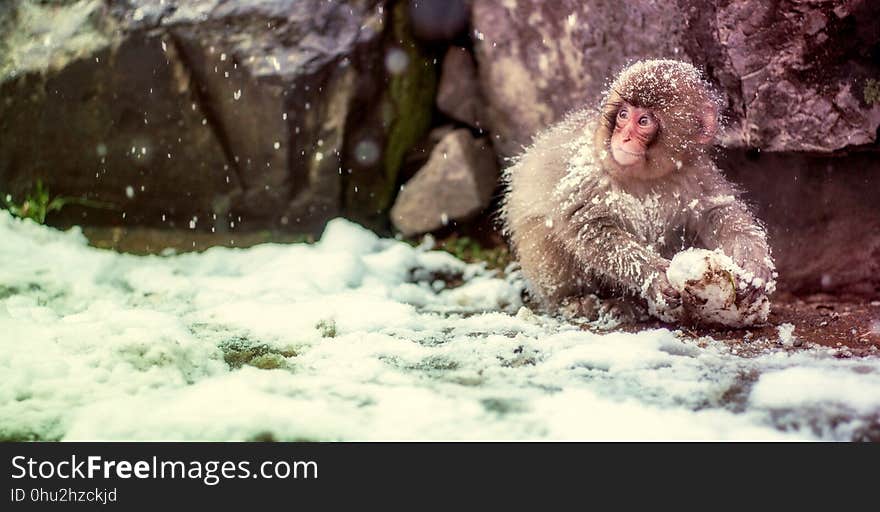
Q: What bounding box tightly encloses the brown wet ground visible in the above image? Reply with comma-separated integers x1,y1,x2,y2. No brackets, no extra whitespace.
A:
82,225,314,253
630,292,880,358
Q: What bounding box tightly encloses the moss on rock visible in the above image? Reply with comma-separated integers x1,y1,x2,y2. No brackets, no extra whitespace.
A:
379,2,437,211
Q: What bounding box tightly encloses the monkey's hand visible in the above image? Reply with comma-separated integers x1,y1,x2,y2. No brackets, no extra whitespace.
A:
731,245,775,306
644,265,683,322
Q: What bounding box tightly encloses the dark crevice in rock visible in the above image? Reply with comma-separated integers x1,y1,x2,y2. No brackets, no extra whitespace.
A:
166,31,245,196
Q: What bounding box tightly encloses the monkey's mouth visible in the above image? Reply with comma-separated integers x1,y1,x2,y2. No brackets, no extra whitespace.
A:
613,146,645,157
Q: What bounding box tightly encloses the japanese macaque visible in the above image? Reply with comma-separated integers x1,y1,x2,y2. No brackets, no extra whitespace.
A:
501,59,775,326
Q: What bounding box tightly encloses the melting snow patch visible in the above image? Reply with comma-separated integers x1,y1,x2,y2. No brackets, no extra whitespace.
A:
751,367,880,414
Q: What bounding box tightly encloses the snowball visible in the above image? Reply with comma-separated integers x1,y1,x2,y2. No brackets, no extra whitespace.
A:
667,248,770,327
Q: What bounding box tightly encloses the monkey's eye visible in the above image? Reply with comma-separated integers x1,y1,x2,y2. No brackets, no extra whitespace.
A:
638,115,652,127
617,109,629,120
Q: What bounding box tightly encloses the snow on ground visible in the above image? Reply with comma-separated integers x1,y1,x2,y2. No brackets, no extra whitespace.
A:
1,211,879,441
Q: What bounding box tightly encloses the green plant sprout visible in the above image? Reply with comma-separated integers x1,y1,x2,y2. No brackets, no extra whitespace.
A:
437,236,512,271
2,180,112,224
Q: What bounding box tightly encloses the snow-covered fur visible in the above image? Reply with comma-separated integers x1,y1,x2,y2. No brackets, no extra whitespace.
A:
500,60,775,326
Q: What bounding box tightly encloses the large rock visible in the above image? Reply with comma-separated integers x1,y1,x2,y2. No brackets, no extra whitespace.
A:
437,46,487,130
471,0,880,156
155,0,375,229
0,0,435,233
391,128,498,236
0,1,236,228
719,149,880,297
471,0,687,157
681,0,880,152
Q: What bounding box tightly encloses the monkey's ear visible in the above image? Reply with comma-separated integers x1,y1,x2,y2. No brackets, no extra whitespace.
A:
697,104,719,145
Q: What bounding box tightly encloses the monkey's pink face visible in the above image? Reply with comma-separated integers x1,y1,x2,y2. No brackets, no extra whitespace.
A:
610,103,659,168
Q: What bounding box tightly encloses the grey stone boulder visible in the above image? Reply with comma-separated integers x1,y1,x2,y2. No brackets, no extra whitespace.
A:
681,0,880,152
1,0,436,234
471,0,687,157
437,46,487,130
156,0,379,229
0,3,236,229
391,128,498,236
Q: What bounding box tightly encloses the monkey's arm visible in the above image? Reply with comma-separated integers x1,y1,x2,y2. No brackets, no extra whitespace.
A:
696,199,775,298
557,212,679,310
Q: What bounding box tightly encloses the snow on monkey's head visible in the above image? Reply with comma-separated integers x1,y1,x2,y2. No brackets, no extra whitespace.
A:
595,60,723,180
